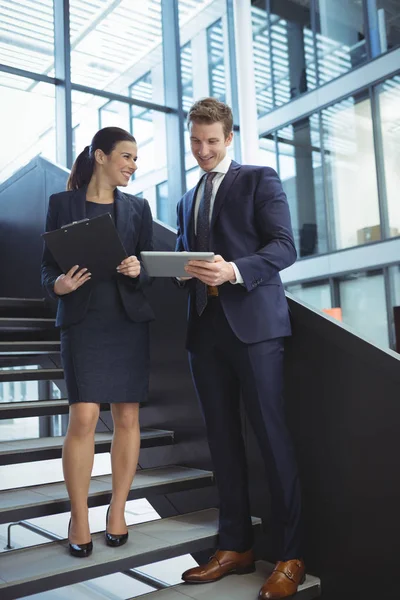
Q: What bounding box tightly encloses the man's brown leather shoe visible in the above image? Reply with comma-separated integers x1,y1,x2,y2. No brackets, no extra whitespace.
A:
259,559,305,599
182,549,255,584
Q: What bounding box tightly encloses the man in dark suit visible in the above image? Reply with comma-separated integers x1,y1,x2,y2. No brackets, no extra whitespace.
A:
176,98,304,600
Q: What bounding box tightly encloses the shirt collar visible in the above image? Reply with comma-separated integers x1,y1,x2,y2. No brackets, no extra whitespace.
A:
199,154,232,179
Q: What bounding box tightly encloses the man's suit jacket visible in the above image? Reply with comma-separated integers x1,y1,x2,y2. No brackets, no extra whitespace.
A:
176,161,296,346
41,187,155,328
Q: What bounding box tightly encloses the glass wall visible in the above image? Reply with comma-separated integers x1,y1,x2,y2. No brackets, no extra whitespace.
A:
339,270,389,348
69,0,164,100
207,19,226,102
287,281,332,310
277,115,327,256
322,92,380,250
0,76,56,183
376,1,400,52
376,75,400,238
315,0,367,85
0,0,54,73
269,0,315,106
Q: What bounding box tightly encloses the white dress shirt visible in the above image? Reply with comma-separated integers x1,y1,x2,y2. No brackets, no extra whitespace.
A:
195,155,244,285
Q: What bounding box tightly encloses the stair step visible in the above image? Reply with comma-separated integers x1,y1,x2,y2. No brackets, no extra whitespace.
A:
0,341,60,355
133,561,321,600
0,317,56,331
0,465,214,524
0,509,260,600
0,368,63,383
0,429,174,466
0,298,47,308
0,298,52,318
0,399,69,419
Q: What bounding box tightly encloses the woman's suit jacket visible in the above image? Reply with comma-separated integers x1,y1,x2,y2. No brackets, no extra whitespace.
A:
41,187,155,328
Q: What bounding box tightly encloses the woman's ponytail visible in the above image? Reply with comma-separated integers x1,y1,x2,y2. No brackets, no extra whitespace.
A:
66,146,94,191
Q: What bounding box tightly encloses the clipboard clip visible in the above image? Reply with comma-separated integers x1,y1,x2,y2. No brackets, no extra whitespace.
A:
61,219,89,229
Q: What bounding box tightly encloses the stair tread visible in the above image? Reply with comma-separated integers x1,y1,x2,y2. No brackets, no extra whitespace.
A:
0,465,213,516
0,399,69,419
0,429,173,454
133,561,321,599
0,399,68,410
0,509,260,599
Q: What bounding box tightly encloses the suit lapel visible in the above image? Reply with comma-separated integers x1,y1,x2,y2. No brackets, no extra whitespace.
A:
114,189,131,253
210,160,241,230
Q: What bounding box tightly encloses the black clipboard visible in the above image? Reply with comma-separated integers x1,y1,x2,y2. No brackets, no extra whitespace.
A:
42,214,127,281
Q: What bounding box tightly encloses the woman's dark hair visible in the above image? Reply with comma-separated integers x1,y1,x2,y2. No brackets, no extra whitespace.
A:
67,127,136,191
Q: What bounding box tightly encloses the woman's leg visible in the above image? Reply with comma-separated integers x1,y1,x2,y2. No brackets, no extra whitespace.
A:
108,402,140,533
62,402,100,543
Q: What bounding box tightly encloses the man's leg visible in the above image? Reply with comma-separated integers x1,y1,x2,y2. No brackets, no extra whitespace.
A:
232,336,305,599
236,337,302,560
189,345,253,551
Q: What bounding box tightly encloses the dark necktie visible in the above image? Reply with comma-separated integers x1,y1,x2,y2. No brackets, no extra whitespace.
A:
195,171,217,316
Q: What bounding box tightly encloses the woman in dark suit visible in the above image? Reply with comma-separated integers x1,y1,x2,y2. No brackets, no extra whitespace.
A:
41,127,155,558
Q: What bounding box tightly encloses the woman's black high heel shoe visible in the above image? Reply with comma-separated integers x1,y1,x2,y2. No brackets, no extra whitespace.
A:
68,518,93,558
105,506,129,547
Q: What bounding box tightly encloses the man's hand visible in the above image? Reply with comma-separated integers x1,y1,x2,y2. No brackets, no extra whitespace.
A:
54,265,91,295
185,255,236,286
117,256,141,278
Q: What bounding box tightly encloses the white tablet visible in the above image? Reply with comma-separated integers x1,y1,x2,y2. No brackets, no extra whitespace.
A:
141,251,215,277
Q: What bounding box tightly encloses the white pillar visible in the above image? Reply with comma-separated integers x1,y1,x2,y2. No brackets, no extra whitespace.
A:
232,0,259,164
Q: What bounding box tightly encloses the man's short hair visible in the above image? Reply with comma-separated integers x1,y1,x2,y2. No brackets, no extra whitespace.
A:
187,97,233,139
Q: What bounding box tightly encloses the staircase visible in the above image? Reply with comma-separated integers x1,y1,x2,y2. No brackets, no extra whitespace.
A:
0,297,321,599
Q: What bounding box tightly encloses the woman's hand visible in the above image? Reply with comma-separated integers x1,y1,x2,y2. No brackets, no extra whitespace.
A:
117,256,141,278
54,265,91,295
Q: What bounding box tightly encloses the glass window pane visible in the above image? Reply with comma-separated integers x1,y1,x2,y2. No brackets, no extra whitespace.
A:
277,115,328,257
322,93,380,250
258,136,278,171
286,281,332,310
0,75,56,183
69,0,164,101
178,0,214,25
252,3,273,117
375,1,400,53
270,0,316,107
156,180,170,225
376,75,400,238
315,0,367,86
339,271,389,348
0,0,54,73
186,166,199,192
181,42,194,112
207,19,226,102
72,90,167,184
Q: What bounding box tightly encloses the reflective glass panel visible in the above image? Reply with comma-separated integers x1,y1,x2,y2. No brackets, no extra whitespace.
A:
315,0,367,86
322,93,380,250
270,0,316,107
277,115,327,257
376,75,400,238
0,75,56,183
339,271,389,349
0,0,54,73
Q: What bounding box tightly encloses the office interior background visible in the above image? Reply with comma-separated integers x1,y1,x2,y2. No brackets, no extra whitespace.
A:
0,0,400,404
